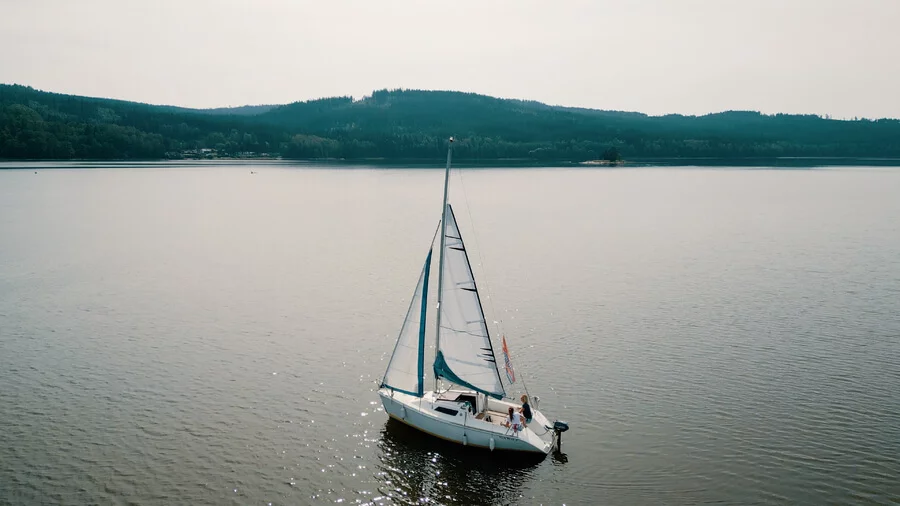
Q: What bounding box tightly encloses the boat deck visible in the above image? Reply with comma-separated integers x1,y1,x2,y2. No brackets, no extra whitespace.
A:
480,409,526,429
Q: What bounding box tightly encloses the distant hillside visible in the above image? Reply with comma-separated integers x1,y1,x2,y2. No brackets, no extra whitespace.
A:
193,104,276,116
1,83,899,161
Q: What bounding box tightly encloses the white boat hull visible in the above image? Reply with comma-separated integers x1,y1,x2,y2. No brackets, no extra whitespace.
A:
378,388,554,454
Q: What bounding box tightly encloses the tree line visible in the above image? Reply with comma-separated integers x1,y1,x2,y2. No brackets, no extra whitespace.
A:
2,84,899,161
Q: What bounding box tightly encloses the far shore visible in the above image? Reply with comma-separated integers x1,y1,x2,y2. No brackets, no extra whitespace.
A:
3,156,900,168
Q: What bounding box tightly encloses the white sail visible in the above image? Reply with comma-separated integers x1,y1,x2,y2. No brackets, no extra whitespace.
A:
433,204,505,399
381,247,433,397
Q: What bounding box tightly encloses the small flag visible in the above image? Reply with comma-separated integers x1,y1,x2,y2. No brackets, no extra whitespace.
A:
502,335,515,384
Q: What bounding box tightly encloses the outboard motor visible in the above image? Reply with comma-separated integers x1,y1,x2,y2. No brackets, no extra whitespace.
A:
553,420,570,449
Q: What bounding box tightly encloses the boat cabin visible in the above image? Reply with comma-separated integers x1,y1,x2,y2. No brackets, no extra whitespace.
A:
435,390,518,427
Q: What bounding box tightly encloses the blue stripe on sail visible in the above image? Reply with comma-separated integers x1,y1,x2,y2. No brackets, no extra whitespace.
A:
433,351,504,400
416,248,433,397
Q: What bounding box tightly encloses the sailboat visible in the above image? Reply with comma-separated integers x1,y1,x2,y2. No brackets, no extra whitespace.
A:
378,138,569,455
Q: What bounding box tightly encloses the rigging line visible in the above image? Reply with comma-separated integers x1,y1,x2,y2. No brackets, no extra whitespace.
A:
455,168,532,400
438,326,490,340
507,339,533,400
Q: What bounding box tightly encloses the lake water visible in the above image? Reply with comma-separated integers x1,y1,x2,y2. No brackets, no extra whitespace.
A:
1,162,899,505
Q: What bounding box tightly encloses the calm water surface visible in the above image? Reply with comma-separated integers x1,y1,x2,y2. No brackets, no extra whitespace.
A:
1,162,899,505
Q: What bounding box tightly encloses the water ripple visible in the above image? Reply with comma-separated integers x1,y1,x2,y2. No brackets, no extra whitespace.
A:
2,166,900,505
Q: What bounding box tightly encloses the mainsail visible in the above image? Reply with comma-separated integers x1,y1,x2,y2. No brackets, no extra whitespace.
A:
433,204,506,399
381,247,433,397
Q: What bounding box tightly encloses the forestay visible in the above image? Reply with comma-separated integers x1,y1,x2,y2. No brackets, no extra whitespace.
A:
433,204,505,399
381,247,433,397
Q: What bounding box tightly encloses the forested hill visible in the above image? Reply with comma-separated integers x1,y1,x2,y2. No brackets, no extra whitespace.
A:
2,83,899,161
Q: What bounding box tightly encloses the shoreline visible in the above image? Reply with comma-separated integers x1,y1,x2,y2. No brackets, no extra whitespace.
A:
3,156,900,168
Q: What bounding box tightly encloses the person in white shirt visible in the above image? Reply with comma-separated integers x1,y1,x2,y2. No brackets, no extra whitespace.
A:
505,406,525,433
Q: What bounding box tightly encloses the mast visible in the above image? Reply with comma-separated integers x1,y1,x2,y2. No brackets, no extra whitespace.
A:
433,137,453,392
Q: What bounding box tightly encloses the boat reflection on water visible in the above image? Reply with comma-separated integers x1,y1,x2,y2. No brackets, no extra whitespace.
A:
375,418,544,505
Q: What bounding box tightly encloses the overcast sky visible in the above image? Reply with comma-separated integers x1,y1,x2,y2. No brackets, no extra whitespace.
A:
2,0,898,118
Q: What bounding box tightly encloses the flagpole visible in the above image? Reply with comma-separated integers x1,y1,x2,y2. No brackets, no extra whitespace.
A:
502,334,531,402
502,335,515,384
